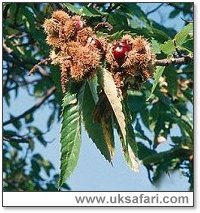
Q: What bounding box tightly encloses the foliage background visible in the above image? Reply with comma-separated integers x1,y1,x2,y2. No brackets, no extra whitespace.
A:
2,2,193,191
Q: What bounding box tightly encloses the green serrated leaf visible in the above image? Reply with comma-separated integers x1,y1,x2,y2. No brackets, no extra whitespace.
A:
169,9,180,18
124,134,139,172
140,108,150,129
82,81,114,161
151,39,161,54
150,27,169,43
122,3,150,25
88,77,98,103
146,66,165,101
175,23,193,46
120,103,139,172
64,3,105,17
58,90,81,188
142,146,192,165
99,68,126,141
20,6,36,32
81,6,107,17
182,39,193,52
108,12,128,31
64,3,82,15
151,19,176,39
160,40,176,55
108,30,125,41
124,144,139,172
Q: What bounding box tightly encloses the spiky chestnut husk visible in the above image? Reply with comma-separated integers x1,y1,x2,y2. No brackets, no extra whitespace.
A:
122,36,155,79
76,27,94,46
54,42,101,92
52,10,70,24
43,19,60,35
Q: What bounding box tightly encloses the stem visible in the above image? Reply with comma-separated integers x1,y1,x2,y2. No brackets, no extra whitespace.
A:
154,55,193,66
146,3,164,15
29,58,51,76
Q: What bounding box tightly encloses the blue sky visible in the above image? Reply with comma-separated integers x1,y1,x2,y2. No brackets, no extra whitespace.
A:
3,3,191,191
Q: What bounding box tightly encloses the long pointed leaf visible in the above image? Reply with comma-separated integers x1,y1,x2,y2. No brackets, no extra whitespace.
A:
123,122,140,172
82,81,114,161
99,68,126,141
120,102,139,172
58,91,81,188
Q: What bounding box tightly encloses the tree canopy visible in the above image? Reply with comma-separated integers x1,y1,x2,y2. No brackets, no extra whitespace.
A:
3,2,193,191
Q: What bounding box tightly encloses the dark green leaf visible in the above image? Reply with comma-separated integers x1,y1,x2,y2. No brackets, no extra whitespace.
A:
4,93,10,106
64,3,106,17
108,12,128,31
122,3,150,25
47,112,55,130
150,27,169,43
118,102,139,172
127,91,146,113
63,3,82,15
20,6,36,32
81,6,107,17
58,89,81,188
3,130,17,137
164,65,178,96
137,142,156,160
146,66,165,101
140,108,150,129
135,119,152,145
182,39,193,52
169,9,180,18
10,141,22,150
82,81,114,161
10,116,22,130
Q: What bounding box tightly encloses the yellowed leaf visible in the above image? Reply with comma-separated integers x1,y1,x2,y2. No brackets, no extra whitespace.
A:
100,68,126,141
127,144,140,172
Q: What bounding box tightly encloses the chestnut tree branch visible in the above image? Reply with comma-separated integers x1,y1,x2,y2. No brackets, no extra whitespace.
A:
28,58,51,76
154,55,193,66
146,3,164,15
3,86,56,126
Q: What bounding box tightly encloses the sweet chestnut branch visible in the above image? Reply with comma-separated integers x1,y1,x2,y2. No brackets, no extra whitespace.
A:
154,55,193,66
29,10,193,94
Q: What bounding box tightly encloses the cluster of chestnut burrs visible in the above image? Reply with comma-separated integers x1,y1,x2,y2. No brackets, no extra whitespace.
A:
36,10,155,94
